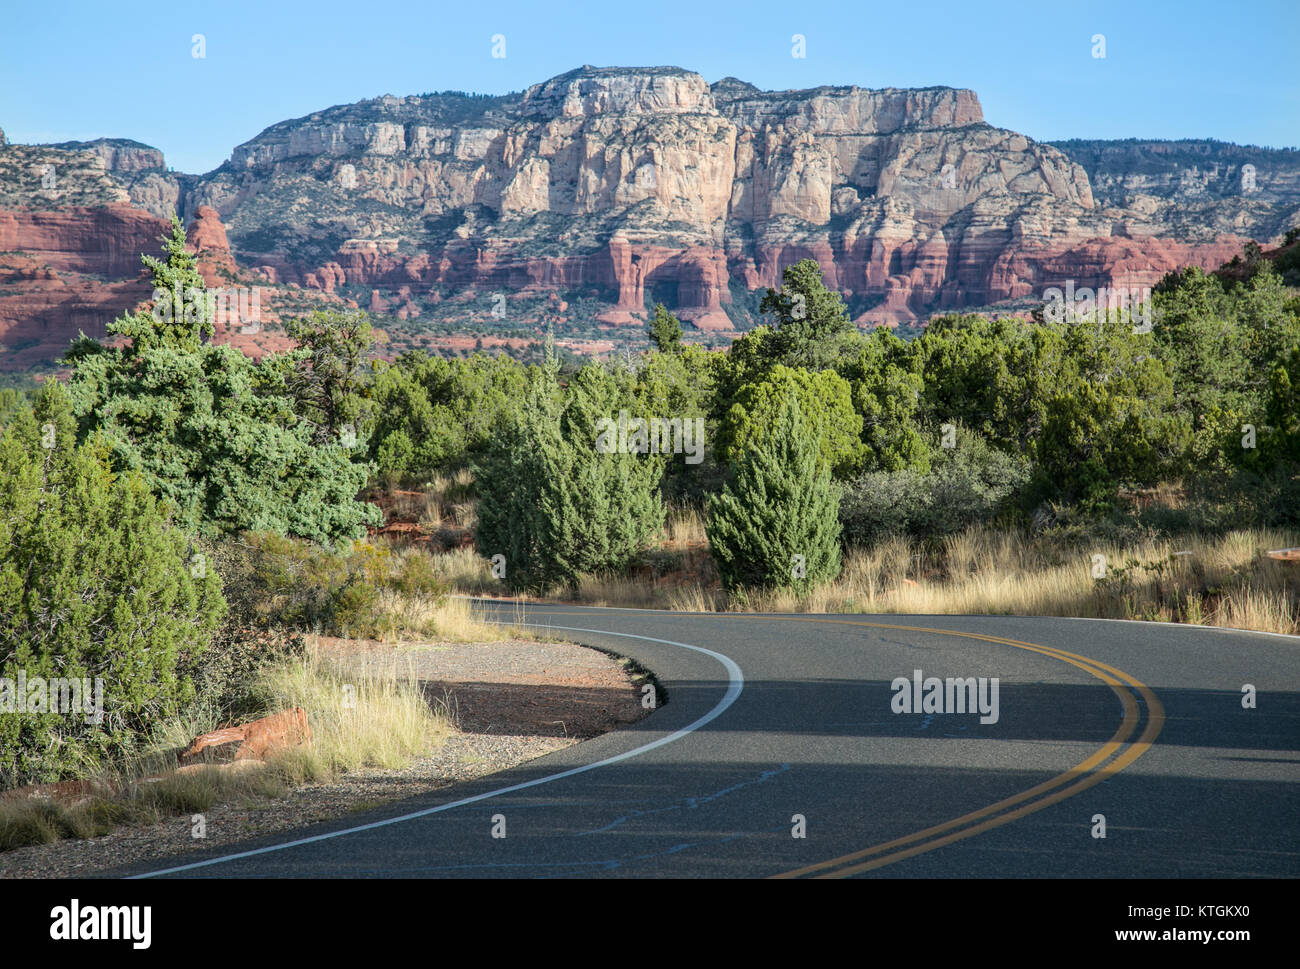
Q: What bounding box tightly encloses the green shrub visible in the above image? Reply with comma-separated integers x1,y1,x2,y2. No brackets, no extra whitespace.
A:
215,532,447,641
840,424,1030,547
475,349,665,594
0,383,225,787
64,217,379,544
707,396,842,595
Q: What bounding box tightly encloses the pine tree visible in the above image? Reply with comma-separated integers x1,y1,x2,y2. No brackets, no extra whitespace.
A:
284,309,376,447
648,303,684,353
757,259,856,371
706,395,842,595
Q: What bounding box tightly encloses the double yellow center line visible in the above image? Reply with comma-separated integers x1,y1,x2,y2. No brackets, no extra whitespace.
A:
759,618,1163,878
492,606,1163,878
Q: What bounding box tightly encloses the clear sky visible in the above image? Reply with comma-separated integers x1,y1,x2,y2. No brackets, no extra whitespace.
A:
2,0,1296,175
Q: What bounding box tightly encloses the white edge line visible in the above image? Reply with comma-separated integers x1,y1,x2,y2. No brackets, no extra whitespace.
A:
129,623,743,879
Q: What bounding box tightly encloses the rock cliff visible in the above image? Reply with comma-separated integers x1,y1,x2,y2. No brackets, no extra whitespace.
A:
2,66,1297,369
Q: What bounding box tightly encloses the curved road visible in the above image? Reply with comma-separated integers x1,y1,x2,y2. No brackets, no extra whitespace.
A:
126,603,1300,878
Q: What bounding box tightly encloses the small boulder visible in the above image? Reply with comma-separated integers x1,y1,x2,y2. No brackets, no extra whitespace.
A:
180,708,311,765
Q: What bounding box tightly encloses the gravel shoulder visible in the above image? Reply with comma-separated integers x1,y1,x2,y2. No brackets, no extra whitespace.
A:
0,636,651,878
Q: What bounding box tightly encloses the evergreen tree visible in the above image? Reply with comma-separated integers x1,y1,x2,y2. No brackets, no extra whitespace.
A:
706,396,842,595
647,303,684,353
64,218,379,543
757,259,857,370
474,348,664,594
0,382,225,785
1265,345,1300,464
284,309,377,447
368,349,531,477
716,364,865,479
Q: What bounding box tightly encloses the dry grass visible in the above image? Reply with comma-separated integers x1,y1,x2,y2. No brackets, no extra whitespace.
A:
252,653,451,783
433,523,1300,635
733,527,1300,634
664,505,708,549
385,471,1298,636
416,469,476,531
0,652,451,853
370,582,511,642
424,545,498,595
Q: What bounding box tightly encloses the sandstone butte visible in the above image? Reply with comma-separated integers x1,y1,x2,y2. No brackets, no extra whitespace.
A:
2,68,1296,369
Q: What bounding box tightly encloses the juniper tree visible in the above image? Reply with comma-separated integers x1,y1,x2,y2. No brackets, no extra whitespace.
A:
757,258,857,371
647,303,684,353
474,347,664,594
706,395,842,596
283,309,377,448
0,382,225,785
63,217,379,543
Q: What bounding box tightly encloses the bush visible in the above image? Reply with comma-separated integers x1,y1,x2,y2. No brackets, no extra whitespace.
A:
840,424,1030,547
707,396,842,595
0,384,225,787
717,365,864,479
213,533,447,641
65,217,379,544
475,351,664,594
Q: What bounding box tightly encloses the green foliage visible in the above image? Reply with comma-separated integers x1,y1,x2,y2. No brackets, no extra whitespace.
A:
219,532,446,640
756,259,857,370
717,365,865,479
368,350,530,478
1265,345,1300,464
283,309,377,447
474,353,665,594
840,424,1031,547
838,328,930,472
1150,268,1253,468
1031,317,1187,512
647,303,683,353
706,396,842,595
64,220,379,544
633,345,724,502
0,382,225,786
910,314,1056,453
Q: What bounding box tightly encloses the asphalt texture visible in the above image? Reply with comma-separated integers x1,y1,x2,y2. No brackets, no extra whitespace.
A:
122,604,1300,878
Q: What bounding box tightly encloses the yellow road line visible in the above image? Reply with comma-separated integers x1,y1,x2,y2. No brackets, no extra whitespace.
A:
481,605,1165,877
751,618,1163,878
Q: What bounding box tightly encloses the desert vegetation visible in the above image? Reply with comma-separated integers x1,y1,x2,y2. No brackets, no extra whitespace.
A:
1,220,1298,834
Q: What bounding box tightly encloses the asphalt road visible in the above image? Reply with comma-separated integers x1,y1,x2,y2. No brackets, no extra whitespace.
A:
125,604,1300,878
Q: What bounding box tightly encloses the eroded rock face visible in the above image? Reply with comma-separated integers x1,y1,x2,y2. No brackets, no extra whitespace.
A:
45,138,166,175
182,66,1286,328
1,66,1296,364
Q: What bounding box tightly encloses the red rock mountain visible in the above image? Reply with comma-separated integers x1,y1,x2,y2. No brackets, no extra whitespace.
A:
2,67,1296,369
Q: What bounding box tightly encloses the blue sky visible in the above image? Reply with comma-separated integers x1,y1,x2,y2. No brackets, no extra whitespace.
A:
2,0,1296,174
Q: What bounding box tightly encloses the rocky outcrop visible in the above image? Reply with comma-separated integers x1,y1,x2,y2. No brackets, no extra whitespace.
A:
45,138,166,175
185,204,237,275
181,66,1275,329
0,204,164,275
1051,139,1300,243
1,67,1293,366
179,708,312,764
0,203,302,369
